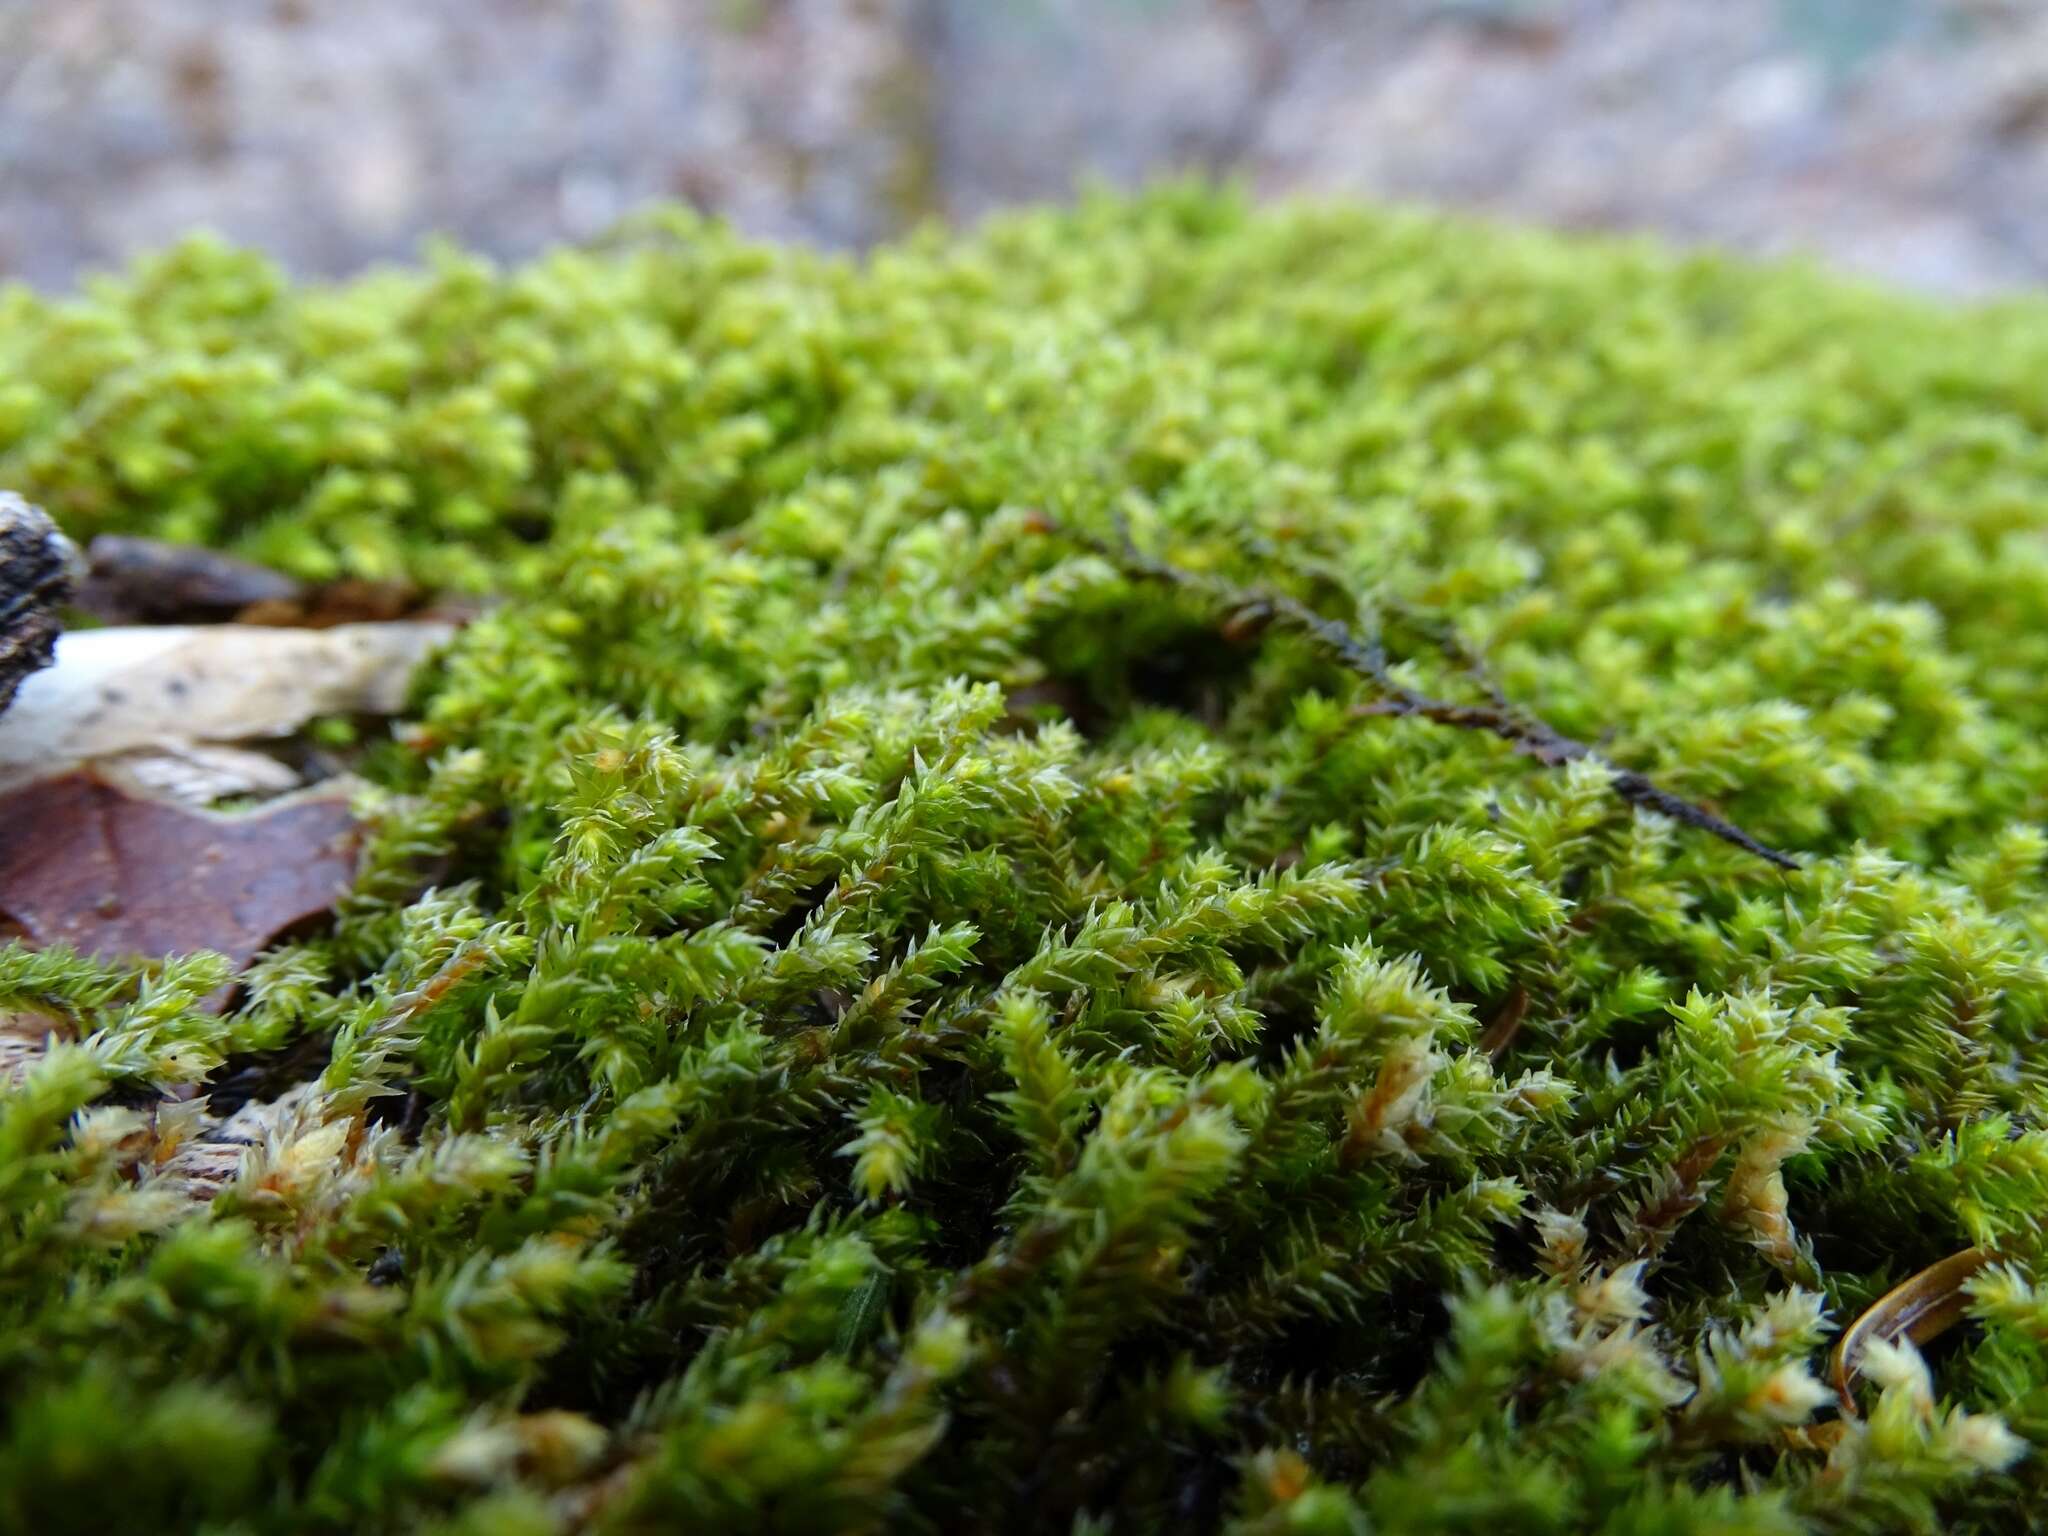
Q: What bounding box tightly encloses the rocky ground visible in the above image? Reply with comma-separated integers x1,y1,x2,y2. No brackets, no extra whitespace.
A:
6,0,2048,297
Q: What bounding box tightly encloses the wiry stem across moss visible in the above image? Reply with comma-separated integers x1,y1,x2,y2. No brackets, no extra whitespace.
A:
1087,513,1800,871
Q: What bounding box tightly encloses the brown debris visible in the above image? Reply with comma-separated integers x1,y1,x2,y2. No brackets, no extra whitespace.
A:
0,769,363,1004
237,577,439,629
1831,1246,1994,1417
77,534,463,632
1480,985,1531,1059
76,534,303,625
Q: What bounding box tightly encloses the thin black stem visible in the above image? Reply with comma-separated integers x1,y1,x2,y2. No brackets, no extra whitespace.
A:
1081,515,1799,872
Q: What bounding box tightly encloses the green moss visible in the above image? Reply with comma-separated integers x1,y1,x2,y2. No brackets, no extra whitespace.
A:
5,187,2048,1532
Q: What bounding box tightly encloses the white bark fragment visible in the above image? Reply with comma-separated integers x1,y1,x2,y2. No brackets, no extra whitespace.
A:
0,621,454,792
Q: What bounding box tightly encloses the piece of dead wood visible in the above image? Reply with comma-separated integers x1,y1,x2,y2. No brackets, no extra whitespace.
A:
1830,1246,1993,1416
76,534,303,624
77,534,467,631
0,770,363,1003
237,577,439,629
0,492,77,715
0,620,455,792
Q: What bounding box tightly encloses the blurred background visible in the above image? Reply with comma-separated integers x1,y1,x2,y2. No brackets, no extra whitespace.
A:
5,0,2047,297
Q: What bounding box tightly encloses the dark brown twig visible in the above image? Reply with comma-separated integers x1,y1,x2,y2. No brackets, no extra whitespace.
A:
1478,985,1530,1059
1081,517,1799,872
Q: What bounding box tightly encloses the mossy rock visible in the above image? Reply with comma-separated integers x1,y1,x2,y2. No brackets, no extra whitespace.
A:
5,188,2048,1534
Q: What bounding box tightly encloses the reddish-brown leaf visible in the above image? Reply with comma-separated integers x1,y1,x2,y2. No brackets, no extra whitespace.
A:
0,769,361,1001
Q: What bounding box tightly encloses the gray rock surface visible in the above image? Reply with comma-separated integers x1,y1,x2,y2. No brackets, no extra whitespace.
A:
5,0,2047,296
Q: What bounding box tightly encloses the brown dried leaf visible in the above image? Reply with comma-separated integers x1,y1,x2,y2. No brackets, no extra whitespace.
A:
1831,1246,1993,1416
0,769,363,1005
